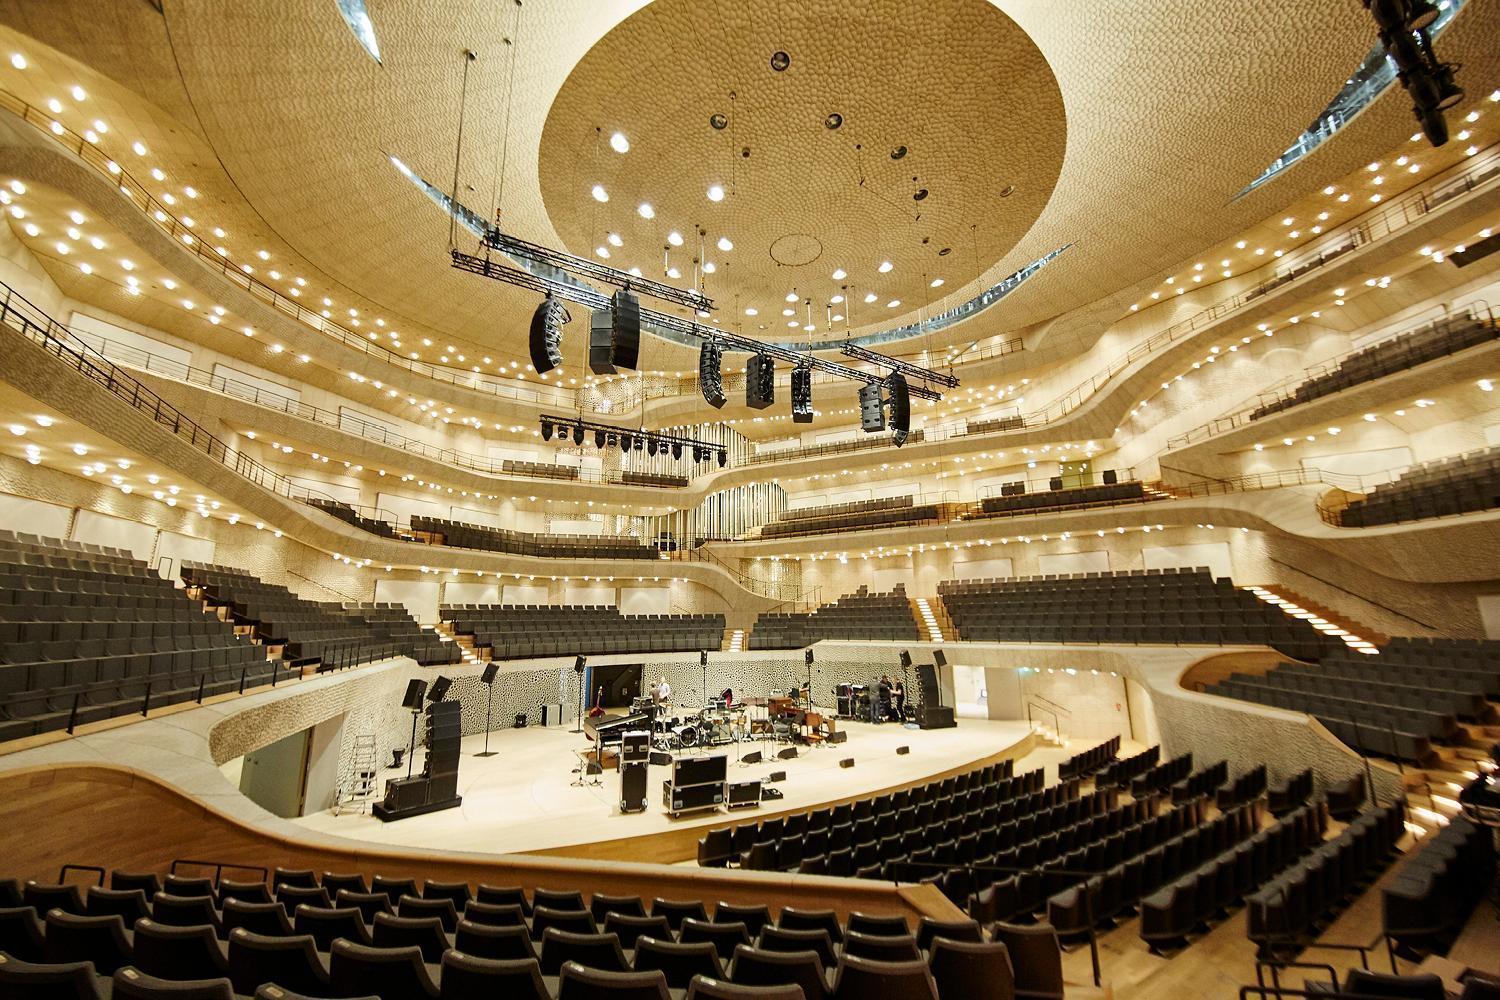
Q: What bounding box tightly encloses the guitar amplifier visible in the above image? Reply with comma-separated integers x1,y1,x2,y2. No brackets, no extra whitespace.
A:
662,778,723,815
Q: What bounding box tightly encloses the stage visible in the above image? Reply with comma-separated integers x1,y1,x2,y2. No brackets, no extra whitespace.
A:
293,718,1048,862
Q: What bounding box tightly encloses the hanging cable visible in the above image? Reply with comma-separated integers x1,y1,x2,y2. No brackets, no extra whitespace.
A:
490,0,524,227
448,48,477,249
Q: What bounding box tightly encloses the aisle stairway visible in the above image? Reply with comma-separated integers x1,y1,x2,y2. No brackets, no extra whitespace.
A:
911,596,948,643
1243,584,1382,653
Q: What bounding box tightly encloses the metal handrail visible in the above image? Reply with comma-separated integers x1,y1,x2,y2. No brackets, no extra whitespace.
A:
1026,702,1062,737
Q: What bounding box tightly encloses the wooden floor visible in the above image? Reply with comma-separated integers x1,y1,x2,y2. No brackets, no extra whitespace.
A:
294,718,1038,860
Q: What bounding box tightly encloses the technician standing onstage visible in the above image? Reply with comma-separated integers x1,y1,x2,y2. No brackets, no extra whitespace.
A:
654,675,673,713
892,675,906,721
877,674,893,723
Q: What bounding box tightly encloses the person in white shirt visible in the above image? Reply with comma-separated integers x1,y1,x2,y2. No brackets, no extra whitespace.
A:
655,676,672,711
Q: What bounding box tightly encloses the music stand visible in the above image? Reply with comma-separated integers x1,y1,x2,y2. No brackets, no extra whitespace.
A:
570,655,587,734
475,663,499,757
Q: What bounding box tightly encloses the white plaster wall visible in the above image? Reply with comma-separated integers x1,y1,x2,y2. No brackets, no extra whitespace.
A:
373,578,440,623
1143,542,1231,580
1038,549,1110,575
0,493,73,538
72,508,157,562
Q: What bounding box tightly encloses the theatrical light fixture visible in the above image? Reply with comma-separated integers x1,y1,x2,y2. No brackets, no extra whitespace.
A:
528,293,568,375
539,415,727,467
791,361,813,423
699,340,727,408
746,353,775,409
886,371,911,447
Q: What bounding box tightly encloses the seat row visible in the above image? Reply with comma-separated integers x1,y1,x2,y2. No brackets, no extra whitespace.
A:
1093,745,1161,791
1382,814,1494,956
410,517,659,561
1057,736,1123,782
748,587,919,650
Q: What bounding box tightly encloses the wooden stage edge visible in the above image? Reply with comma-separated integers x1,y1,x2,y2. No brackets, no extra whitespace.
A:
524,730,1043,864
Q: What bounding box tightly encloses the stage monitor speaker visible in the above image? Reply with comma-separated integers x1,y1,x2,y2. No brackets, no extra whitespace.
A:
610,288,641,370
740,751,763,765
791,363,813,423
839,758,855,769
528,293,567,375
777,746,799,760
513,713,527,728
828,730,848,745
886,372,910,446
1049,476,1064,491
920,705,957,730
767,770,786,783
649,751,673,767
427,676,452,703
933,649,947,668
401,679,428,710
699,341,727,408
858,382,886,432
619,761,648,813
481,664,498,685
588,309,617,375
1102,468,1119,485
746,353,775,409
896,745,910,755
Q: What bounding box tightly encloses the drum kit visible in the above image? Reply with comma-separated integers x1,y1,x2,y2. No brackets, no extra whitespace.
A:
653,701,744,751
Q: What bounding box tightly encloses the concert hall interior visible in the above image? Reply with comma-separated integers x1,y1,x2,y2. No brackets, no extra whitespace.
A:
2,2,1500,999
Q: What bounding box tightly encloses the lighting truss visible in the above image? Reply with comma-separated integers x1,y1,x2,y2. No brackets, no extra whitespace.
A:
480,228,713,314
841,342,959,389
539,414,728,464
450,249,946,401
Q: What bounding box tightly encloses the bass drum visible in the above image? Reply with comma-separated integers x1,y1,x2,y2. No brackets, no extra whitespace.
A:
673,724,698,748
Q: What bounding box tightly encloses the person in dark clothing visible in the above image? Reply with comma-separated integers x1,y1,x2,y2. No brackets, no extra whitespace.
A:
892,677,906,721
877,674,893,723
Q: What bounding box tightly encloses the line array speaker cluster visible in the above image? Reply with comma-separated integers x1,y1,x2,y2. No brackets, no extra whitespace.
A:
746,353,775,409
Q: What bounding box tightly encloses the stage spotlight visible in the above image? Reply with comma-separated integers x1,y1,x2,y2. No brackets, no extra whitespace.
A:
700,340,727,409
886,371,910,447
647,439,657,457
1416,104,1449,146
541,420,553,441
717,450,727,468
594,429,606,448
572,423,584,446
620,434,633,453
671,442,683,460
1432,63,1464,109
858,382,886,432
633,436,644,451
746,353,775,409
610,287,641,370
528,293,568,375
791,361,813,423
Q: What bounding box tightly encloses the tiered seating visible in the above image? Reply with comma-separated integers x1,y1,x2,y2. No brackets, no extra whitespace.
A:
1204,647,1495,762
1129,754,1194,798
759,497,939,539
1095,745,1162,791
1168,760,1229,805
345,604,460,666
181,564,450,668
965,414,1026,435
1382,814,1494,956
411,517,658,560
939,568,1338,661
1244,798,1407,955
305,498,397,539
969,480,1150,519
1057,736,1122,782
1251,310,1497,420
0,532,272,744
747,586,919,649
1267,768,1315,816
441,605,724,660
747,429,927,465
1217,764,1268,810
501,459,579,481
619,471,690,489
1379,637,1500,696
1340,447,1500,526
0,866,1059,1000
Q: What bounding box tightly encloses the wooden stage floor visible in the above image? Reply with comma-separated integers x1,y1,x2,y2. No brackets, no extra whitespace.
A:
294,718,1040,860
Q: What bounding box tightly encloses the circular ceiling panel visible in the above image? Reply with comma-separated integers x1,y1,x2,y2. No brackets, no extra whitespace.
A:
538,0,1065,345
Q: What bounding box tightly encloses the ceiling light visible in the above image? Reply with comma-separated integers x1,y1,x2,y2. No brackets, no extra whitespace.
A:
782,308,794,317
703,261,716,273
864,293,877,303
717,236,733,252
878,261,893,273
886,299,901,308
745,307,758,316
667,230,683,246
609,131,630,153
707,184,725,202
70,85,86,101
830,294,844,304
667,266,681,279
591,184,608,202
832,268,846,280
930,278,944,287
8,53,24,70
606,232,622,247
636,202,654,219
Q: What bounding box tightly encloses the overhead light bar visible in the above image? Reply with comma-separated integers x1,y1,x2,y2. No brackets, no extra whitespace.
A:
481,228,712,313
451,248,944,401
842,342,958,388
539,414,728,468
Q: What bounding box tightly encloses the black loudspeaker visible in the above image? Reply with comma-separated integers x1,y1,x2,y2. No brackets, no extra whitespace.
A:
699,341,727,408
919,705,956,730
839,758,855,769
900,650,913,670
805,649,814,666
574,655,587,673
859,382,886,431
746,353,775,409
916,664,939,705
513,713,527,728
828,730,848,745
933,649,946,668
896,745,910,755
427,676,452,702
588,309,616,375
610,288,641,370
401,679,428,710
766,770,786,783
777,746,799,760
480,664,498,685
740,751,763,765
528,294,567,375
1049,477,1064,491
791,363,813,423
649,751,673,767
619,761,648,813
886,372,910,446
1102,468,1118,485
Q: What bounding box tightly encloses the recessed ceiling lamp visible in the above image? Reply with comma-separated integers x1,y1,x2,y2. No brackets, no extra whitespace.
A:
637,203,655,219
832,268,846,280
707,184,725,202
770,51,790,72
717,236,733,252
824,112,843,129
667,231,684,246
930,278,944,287
878,261,893,273
609,131,630,153
591,184,608,202
785,291,798,302
606,232,622,247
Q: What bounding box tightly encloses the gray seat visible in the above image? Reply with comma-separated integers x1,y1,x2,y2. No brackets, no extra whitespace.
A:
0,951,104,1000
439,951,549,1000
226,929,330,997
43,910,134,976
557,961,672,1000
328,939,438,1000
113,966,235,1000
